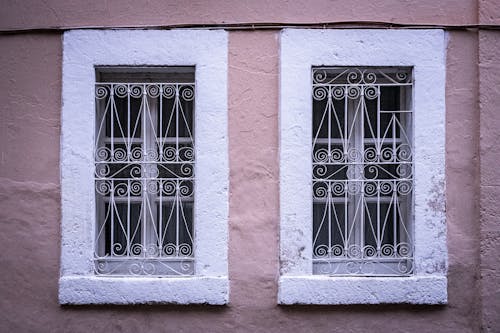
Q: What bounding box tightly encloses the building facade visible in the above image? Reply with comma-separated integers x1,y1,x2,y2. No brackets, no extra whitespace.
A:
0,1,499,332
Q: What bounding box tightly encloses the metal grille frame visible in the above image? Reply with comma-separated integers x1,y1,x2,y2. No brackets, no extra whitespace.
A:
94,81,195,276
312,67,414,276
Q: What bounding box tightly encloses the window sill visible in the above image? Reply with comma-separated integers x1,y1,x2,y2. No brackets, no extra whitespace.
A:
59,275,229,305
278,275,447,305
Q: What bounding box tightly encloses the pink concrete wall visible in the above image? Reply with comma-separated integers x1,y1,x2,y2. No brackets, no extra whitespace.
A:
0,0,478,30
479,30,500,332
0,2,499,332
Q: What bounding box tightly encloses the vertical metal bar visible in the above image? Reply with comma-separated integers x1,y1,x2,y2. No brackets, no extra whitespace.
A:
110,85,114,157
127,84,130,157
327,87,332,154
392,101,397,253
175,85,179,158
175,88,180,256
344,86,348,155
127,179,130,256
360,88,365,256
377,86,380,154
110,181,114,256
328,182,332,253
376,86,381,253
142,84,147,257
176,180,180,256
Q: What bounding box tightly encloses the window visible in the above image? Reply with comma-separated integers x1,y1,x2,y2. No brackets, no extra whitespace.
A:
279,29,447,304
60,30,229,304
94,68,196,276
312,67,413,276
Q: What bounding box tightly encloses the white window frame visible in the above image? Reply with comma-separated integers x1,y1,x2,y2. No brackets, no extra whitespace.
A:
279,29,447,304
59,30,229,304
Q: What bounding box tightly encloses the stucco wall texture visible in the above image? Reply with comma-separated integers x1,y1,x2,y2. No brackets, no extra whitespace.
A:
0,1,499,332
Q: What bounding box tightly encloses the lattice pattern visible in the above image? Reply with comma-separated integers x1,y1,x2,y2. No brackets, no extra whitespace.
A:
312,67,414,275
94,82,195,276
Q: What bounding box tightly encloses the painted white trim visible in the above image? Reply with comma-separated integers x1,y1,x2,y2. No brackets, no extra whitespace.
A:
60,29,229,304
60,276,228,305
279,29,447,304
279,276,446,305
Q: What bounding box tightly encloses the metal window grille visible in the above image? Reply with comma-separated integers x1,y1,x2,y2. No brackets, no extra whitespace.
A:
94,69,195,276
312,67,413,276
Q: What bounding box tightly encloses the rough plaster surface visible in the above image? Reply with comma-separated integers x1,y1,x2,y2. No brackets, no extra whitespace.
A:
479,0,500,25
59,276,229,305
60,29,229,304
279,29,447,304
279,276,447,305
0,30,492,332
479,30,500,332
0,0,478,30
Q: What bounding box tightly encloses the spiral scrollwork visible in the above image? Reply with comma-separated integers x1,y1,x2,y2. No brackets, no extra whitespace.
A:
179,146,194,161
313,148,329,163
162,180,176,196
314,245,329,258
178,243,193,257
113,243,125,256
130,181,142,196
130,243,143,256
146,180,158,195
346,165,363,179
95,85,109,99
114,182,128,196
95,180,111,195
162,85,176,98
396,180,412,195
313,182,328,199
347,182,362,195
381,244,395,257
364,181,377,196
180,163,194,177
163,243,177,256
313,86,328,101
95,164,110,178
347,86,361,99
397,144,412,161
396,72,408,82
181,86,195,101
130,147,143,160
347,69,363,84
146,84,160,97
380,147,394,162
129,85,143,98
364,86,378,99
178,181,193,197
130,165,142,178
114,84,128,98
347,244,362,258
396,242,412,257
313,164,327,178
363,71,377,84
331,181,345,196
397,260,413,274
95,147,111,162
347,148,362,161
363,245,377,257
364,147,377,162
113,148,127,161
332,86,345,100
163,147,177,161
379,181,393,195
364,165,379,180
313,70,328,84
